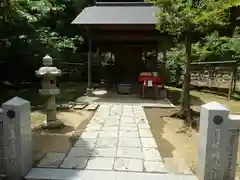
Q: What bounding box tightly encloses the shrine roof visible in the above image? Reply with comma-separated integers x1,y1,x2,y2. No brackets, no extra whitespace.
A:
72,2,159,25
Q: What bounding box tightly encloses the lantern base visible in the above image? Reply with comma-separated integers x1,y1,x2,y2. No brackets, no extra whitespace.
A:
86,88,94,96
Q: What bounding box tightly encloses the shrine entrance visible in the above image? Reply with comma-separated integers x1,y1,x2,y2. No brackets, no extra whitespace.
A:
72,1,172,97
99,46,145,84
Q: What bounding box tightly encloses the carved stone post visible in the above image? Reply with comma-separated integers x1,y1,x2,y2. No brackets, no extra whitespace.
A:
2,97,32,180
198,102,240,180
198,102,229,180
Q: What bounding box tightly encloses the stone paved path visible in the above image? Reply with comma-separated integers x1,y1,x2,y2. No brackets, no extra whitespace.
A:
26,104,197,180
61,104,166,172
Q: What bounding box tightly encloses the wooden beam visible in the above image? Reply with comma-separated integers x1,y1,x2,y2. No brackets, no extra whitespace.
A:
92,36,161,41
88,36,92,88
89,29,163,41
93,41,158,46
81,24,156,31
228,67,236,100
190,60,237,65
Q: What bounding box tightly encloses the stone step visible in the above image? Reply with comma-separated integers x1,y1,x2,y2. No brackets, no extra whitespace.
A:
73,104,87,110
25,168,198,180
86,104,99,111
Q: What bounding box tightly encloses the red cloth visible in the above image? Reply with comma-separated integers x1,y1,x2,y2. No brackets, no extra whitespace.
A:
145,85,163,89
138,76,162,83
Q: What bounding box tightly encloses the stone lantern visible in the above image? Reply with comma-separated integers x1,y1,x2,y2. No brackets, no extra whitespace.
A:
36,55,62,128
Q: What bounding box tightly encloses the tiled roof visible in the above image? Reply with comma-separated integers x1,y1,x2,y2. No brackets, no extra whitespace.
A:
72,2,158,25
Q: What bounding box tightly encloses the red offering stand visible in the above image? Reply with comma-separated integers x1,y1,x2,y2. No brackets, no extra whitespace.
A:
138,73,164,98
138,76,162,84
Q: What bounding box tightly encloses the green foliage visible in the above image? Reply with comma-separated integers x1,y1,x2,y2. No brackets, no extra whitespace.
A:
0,0,91,82
38,28,83,52
165,27,240,84
193,27,240,61
149,0,231,41
150,0,237,93
165,45,185,83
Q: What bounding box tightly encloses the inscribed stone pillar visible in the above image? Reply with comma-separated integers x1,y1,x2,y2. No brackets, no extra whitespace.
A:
2,97,32,180
197,101,229,180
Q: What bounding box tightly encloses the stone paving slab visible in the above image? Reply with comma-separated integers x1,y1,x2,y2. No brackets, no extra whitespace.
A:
73,104,87,110
114,158,143,172
25,168,198,180
144,161,168,173
80,131,100,139
86,104,99,111
141,138,158,148
96,137,118,147
91,147,117,157
119,125,138,131
119,130,139,138
117,147,143,159
67,146,94,157
139,129,153,138
74,138,97,147
60,156,88,169
118,138,141,147
99,130,118,138
143,148,163,161
102,126,119,131
37,152,66,168
86,157,115,170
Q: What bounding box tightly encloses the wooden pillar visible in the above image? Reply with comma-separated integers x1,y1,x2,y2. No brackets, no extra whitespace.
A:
88,36,92,89
96,48,101,82
233,67,237,93
96,48,100,62
155,47,158,62
162,49,167,84
228,66,236,100
208,67,213,88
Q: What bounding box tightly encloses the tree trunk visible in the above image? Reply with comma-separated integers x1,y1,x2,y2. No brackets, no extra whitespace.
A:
180,35,191,121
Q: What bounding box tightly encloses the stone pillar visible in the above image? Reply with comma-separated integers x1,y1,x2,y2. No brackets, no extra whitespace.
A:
198,102,240,180
2,97,32,180
197,101,229,180
46,95,56,122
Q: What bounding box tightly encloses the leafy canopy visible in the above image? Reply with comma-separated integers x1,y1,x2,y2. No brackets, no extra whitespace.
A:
0,0,86,59
193,27,240,61
148,0,233,39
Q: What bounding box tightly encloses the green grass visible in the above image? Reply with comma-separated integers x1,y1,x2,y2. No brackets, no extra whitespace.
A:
167,86,240,113
232,92,240,101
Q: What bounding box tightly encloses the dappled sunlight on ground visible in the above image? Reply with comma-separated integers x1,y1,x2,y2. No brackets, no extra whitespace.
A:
92,89,107,96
